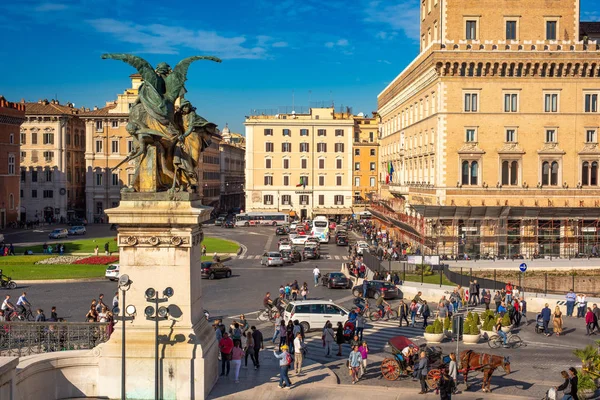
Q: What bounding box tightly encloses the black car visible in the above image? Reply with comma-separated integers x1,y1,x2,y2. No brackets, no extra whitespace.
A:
222,220,235,228
321,272,352,289
70,218,88,226
200,261,232,279
336,235,349,246
351,280,400,300
275,226,289,235
280,248,302,263
303,246,320,259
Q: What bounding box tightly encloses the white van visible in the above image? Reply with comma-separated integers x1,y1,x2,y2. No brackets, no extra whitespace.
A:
283,300,349,333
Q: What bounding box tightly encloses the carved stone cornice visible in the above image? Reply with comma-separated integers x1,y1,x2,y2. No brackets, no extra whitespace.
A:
119,235,192,247
537,142,566,155
578,143,600,155
457,143,485,155
497,143,525,154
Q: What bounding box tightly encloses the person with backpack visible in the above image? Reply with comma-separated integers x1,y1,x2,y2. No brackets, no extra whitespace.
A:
506,301,516,325
273,345,293,389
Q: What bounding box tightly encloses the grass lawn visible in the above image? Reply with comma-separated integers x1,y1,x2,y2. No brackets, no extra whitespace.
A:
14,237,118,254
402,273,454,286
1,264,107,280
202,237,239,254
0,255,52,265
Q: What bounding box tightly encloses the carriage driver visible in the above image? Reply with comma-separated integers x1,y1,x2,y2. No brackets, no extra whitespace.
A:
400,345,416,374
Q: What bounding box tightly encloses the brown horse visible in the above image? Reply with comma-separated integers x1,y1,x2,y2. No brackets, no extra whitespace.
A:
459,350,511,392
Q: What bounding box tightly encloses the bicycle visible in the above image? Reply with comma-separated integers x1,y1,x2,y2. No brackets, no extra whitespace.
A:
369,304,398,322
16,305,34,321
257,306,279,322
487,332,523,349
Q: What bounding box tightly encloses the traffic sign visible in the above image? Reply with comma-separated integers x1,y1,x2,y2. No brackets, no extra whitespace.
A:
519,263,527,273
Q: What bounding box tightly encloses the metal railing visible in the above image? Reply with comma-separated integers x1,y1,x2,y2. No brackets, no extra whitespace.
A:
0,321,111,357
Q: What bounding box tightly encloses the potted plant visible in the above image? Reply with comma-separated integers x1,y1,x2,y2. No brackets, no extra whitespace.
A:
462,318,481,344
472,312,481,328
573,342,600,390
424,319,445,343
481,317,496,340
443,316,452,338
501,313,512,333
577,371,598,399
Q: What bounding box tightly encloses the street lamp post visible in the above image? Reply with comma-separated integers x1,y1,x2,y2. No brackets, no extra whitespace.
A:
144,287,175,400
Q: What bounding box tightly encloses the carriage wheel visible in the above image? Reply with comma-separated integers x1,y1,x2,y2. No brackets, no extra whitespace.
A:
426,369,441,389
380,358,401,381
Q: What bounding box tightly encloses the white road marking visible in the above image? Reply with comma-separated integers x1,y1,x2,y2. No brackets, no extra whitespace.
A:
239,243,248,258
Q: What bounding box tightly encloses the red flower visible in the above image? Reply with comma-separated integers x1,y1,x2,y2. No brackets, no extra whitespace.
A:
73,256,120,265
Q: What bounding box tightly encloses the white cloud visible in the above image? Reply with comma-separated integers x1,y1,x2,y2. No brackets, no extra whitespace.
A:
365,0,420,40
325,38,350,48
377,59,392,64
582,11,600,22
376,31,398,40
34,3,69,12
87,19,270,59
272,41,289,48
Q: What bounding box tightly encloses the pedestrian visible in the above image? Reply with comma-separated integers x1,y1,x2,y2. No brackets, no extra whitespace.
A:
553,306,564,336
49,306,58,322
415,351,429,394
313,266,321,287
592,304,600,333
541,303,552,337
348,345,362,384
230,322,242,343
293,332,305,375
35,308,46,322
104,242,109,256
335,321,344,356
244,331,257,368
94,245,99,256
231,340,244,383
482,289,491,311
410,300,418,327
566,367,579,400
555,370,570,399
112,292,119,313
278,320,287,349
218,332,233,377
437,301,448,321
358,341,369,378
421,300,431,329
286,320,295,353
468,280,476,305
398,299,409,327
448,353,458,394
513,298,522,326
273,345,292,389
301,282,308,300
473,279,480,304
362,278,369,298
576,293,587,318
565,289,576,317
96,294,106,313
251,326,263,369
324,321,335,357
355,313,365,342
438,367,455,400
585,307,596,336
202,244,207,256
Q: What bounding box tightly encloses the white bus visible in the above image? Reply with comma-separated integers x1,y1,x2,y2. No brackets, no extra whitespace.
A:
235,212,289,227
311,216,330,243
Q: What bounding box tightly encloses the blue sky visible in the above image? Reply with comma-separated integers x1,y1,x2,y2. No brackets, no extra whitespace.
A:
1,0,599,134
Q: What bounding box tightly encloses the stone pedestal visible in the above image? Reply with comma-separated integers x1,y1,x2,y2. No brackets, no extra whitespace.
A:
97,193,216,400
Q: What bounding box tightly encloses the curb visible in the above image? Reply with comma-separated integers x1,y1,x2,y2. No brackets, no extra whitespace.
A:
18,277,106,285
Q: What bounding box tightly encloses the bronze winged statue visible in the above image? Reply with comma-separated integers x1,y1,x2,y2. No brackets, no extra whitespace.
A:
102,54,222,193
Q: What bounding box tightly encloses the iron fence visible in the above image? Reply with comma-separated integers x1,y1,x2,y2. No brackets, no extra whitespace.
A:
0,321,111,357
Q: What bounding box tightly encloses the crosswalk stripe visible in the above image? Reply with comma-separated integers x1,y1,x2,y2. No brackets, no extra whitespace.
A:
234,254,350,261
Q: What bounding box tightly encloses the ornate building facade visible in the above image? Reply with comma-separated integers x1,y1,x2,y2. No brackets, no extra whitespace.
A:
219,125,245,212
20,100,85,223
378,0,600,258
0,97,25,227
352,114,379,203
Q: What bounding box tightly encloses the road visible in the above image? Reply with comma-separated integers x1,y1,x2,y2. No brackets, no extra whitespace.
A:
1,224,595,398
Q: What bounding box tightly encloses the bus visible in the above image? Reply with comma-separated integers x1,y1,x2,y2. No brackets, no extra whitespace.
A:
311,216,330,243
235,212,290,227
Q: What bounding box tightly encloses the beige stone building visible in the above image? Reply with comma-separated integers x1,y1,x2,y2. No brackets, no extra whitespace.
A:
378,0,600,258
219,125,245,212
81,75,140,223
19,100,85,223
352,114,379,203
200,135,223,209
245,107,355,220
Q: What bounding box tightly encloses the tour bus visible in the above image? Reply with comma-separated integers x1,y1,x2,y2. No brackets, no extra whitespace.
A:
235,212,289,227
311,216,330,243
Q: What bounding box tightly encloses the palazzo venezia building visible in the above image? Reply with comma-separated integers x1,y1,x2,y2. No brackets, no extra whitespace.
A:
0,97,25,228
245,107,355,220
378,0,600,258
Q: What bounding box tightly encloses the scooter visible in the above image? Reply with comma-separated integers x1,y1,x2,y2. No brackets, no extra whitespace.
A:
0,271,17,290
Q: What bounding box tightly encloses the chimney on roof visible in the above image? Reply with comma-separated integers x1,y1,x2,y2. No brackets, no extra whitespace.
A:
20,98,25,103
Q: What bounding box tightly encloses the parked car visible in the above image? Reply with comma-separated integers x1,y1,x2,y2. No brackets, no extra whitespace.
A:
278,243,292,252
321,272,352,289
48,228,68,239
356,241,370,255
351,280,400,300
336,235,349,246
283,300,349,333
222,220,235,228
260,251,284,266
275,226,289,235
303,246,320,259
289,222,298,230
280,248,302,263
291,235,309,245
305,237,320,246
68,226,86,236
69,218,87,226
105,264,120,281
200,261,232,279
214,217,225,226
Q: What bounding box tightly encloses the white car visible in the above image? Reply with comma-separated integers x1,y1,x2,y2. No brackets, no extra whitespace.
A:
105,264,120,281
283,300,349,333
356,241,370,255
48,228,68,239
279,243,292,252
260,252,284,266
68,226,86,235
291,235,309,245
289,223,298,230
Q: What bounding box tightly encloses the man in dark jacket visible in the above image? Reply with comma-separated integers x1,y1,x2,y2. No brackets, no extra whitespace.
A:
541,303,552,336
251,326,264,369
415,351,429,394
592,303,600,333
398,300,409,327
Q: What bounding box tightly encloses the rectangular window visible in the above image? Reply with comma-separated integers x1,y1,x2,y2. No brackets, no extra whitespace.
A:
504,93,518,112
111,140,119,153
96,121,103,131
336,176,342,186
354,162,360,171
20,170,26,182
264,129,273,136
281,195,291,205
317,143,327,152
334,195,344,205
283,159,289,169
265,159,272,169
318,176,325,186
354,177,360,186
317,129,326,136
335,143,345,152
336,159,342,169
300,129,309,136
506,129,516,143
265,142,274,152
370,162,376,171
283,176,289,186
96,173,103,186
31,189,37,198
43,151,53,162
21,151,26,159
506,21,517,40
355,149,360,156
282,129,291,136
585,94,598,113
370,149,376,156
318,159,325,169
111,120,119,128
546,21,557,40
465,129,476,142
300,143,309,152
31,132,37,144
263,175,273,185
95,140,103,153
466,20,477,40
370,177,376,187
112,173,119,186
301,159,307,169
45,170,52,182
464,93,478,112
586,129,597,143
20,132,26,145
127,140,133,153
43,133,54,145
299,195,309,205
335,129,344,137
96,202,103,215
546,129,557,143
263,195,273,205
318,195,325,205
7,154,15,175
43,190,53,198
281,142,291,152
31,170,37,182
544,93,558,112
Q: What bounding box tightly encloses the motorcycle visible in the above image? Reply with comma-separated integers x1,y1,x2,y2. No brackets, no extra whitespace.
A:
0,273,17,290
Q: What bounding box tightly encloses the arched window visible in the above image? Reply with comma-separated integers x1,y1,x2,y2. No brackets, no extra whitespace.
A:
592,162,598,186
461,161,469,185
542,162,550,185
582,161,590,186
8,193,14,210
550,161,559,186
501,161,509,185
510,161,518,185
470,161,478,185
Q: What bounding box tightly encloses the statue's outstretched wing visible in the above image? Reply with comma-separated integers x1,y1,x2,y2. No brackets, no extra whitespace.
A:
166,56,222,101
102,53,155,83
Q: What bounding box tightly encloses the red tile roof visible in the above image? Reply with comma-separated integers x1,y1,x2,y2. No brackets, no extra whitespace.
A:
79,104,128,118
24,101,80,116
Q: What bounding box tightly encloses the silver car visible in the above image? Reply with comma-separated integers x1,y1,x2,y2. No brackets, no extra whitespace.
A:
260,251,284,266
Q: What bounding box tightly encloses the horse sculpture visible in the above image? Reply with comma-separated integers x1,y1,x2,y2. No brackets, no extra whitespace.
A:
460,350,511,392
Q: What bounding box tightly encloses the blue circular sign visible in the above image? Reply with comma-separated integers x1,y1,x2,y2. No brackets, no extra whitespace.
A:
519,263,527,272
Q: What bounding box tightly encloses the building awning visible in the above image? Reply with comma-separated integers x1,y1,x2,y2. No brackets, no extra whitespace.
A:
411,206,600,220
312,208,353,215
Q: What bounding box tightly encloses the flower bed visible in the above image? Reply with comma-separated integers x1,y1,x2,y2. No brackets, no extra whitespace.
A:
36,256,86,265
73,256,119,265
